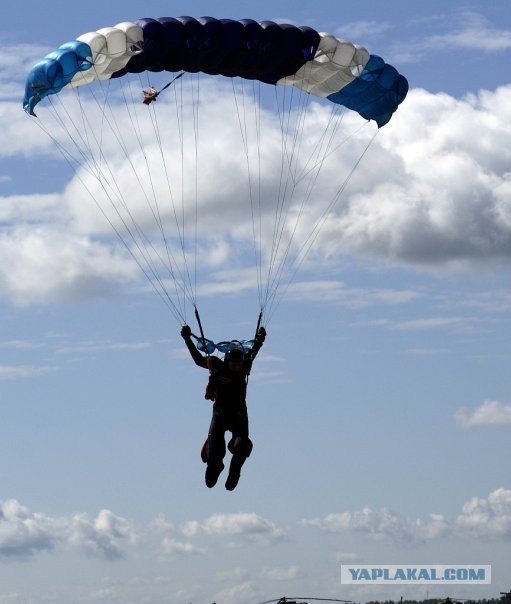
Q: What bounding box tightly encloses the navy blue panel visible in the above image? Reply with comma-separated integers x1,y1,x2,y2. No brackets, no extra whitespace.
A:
135,18,168,72
116,17,321,84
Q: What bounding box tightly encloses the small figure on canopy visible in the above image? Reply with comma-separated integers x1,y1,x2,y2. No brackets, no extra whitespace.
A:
142,73,184,105
142,86,159,105
181,323,267,490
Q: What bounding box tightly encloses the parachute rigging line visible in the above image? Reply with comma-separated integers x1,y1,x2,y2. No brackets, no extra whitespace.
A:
31,109,186,323
42,73,199,323
263,127,379,324
231,71,374,325
23,16,408,327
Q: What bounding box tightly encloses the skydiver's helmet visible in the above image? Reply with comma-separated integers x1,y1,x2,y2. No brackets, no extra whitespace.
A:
224,342,244,368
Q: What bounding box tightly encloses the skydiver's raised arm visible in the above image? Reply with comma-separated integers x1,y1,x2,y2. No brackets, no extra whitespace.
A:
249,327,266,361
181,325,208,369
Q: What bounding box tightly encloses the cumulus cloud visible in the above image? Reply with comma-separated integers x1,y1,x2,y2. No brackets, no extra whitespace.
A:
0,44,52,103
331,86,511,270
66,509,136,560
455,399,511,428
160,537,205,558
303,488,511,543
3,42,511,308
0,500,135,561
181,512,285,543
149,513,205,558
0,224,138,306
0,499,59,559
3,489,511,564
455,488,511,538
303,507,450,543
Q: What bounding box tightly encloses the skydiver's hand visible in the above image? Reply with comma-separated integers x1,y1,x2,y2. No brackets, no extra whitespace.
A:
181,324,192,340
257,326,266,342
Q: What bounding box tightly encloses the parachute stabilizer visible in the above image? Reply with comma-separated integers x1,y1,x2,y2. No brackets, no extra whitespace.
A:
23,16,407,125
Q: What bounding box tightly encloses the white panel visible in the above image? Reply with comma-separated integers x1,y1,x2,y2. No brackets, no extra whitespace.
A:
277,32,370,98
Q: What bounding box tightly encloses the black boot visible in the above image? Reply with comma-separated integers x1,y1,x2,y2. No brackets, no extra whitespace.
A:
205,462,224,488
225,456,244,491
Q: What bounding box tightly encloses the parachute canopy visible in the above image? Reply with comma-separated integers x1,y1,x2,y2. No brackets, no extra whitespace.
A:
22,16,409,328
24,16,408,126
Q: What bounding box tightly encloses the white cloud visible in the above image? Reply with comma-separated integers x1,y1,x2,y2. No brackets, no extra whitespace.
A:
390,316,486,331
329,86,511,271
285,280,420,308
455,399,511,428
54,340,152,354
263,565,300,580
303,507,450,543
0,225,137,306
303,488,511,543
160,537,205,557
0,594,32,604
0,43,52,103
3,488,510,565
334,551,360,562
0,103,54,155
215,567,250,582
0,499,59,559
181,512,285,543
0,364,55,381
3,50,511,308
406,347,451,355
0,500,135,561
335,20,393,41
214,580,261,604
149,513,175,533
393,11,511,62
455,488,511,538
0,339,43,350
66,509,136,560
425,12,511,53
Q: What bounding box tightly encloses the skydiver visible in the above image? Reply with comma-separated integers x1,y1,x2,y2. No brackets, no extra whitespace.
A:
142,73,184,105
180,324,267,490
142,86,159,104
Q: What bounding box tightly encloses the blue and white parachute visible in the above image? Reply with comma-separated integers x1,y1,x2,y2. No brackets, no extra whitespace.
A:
23,16,408,327
24,16,407,126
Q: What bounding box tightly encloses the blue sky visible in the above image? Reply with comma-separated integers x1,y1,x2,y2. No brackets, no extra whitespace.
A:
1,1,511,603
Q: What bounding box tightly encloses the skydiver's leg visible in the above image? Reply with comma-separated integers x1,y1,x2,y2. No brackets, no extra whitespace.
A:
204,403,226,488
225,406,252,491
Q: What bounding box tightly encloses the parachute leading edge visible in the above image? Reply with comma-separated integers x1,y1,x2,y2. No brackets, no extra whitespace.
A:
23,16,408,125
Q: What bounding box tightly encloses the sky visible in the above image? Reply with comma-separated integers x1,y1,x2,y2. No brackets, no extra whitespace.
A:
1,1,511,603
